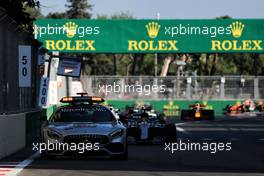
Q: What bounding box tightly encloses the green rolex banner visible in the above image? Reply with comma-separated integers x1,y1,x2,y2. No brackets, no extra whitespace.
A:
34,19,264,53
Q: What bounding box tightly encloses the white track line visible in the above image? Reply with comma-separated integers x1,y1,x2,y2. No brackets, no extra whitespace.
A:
175,123,186,126
176,126,185,132
175,122,190,134
5,152,39,176
176,127,190,134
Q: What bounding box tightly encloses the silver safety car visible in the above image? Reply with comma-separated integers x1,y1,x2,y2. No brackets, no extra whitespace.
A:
41,94,127,159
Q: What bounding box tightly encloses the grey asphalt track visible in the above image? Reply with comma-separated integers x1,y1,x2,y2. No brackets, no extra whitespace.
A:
2,116,264,176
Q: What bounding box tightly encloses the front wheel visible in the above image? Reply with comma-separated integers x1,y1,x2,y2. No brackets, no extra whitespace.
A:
111,140,128,160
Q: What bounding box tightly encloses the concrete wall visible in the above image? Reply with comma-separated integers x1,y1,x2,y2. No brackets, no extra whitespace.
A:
0,113,26,159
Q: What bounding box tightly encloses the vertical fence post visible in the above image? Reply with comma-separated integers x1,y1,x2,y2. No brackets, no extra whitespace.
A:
120,77,125,98
86,76,92,95
186,77,191,100
220,77,225,99
254,77,259,100
153,76,158,99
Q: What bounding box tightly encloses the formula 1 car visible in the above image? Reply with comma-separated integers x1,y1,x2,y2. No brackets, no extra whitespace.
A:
224,100,264,117
119,105,177,144
41,93,127,159
180,102,214,121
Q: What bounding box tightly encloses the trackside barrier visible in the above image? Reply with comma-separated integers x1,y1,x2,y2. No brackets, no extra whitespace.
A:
0,113,26,159
0,8,43,160
83,76,264,100
106,100,242,117
43,100,260,119
25,110,43,146
0,111,43,160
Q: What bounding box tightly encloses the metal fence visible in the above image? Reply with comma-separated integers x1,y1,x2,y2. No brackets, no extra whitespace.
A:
0,8,41,114
81,76,264,100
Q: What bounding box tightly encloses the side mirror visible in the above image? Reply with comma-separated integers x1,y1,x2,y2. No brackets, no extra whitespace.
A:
115,114,120,120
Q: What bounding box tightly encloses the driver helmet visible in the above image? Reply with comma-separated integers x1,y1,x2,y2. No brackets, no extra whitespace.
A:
244,99,250,106
195,102,200,108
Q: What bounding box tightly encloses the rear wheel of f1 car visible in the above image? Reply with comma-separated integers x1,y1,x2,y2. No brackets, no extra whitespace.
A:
164,124,177,143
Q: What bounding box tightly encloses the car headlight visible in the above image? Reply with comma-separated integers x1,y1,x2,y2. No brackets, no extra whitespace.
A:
47,130,61,140
110,129,124,139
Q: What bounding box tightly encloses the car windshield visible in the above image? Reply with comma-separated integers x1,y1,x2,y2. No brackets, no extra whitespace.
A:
52,105,115,123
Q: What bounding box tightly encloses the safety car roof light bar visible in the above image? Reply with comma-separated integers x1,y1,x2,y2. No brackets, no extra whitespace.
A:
60,94,104,104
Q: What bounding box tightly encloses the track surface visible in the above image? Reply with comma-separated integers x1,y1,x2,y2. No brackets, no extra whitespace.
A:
1,116,264,176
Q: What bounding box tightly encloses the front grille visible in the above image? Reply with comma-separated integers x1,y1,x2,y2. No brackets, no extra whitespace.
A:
63,134,109,144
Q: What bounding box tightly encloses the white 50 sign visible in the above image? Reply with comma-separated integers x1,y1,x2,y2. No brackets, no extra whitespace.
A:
38,77,49,107
18,45,31,87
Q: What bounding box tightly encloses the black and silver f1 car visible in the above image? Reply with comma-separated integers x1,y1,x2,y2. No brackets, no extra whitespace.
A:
119,105,177,144
181,102,214,121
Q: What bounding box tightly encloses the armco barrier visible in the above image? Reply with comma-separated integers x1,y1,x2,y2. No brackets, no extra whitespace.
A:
44,100,250,118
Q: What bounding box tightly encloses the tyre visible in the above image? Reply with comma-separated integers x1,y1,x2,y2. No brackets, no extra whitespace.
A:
164,124,177,143
180,110,193,121
111,139,128,160
158,114,166,124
